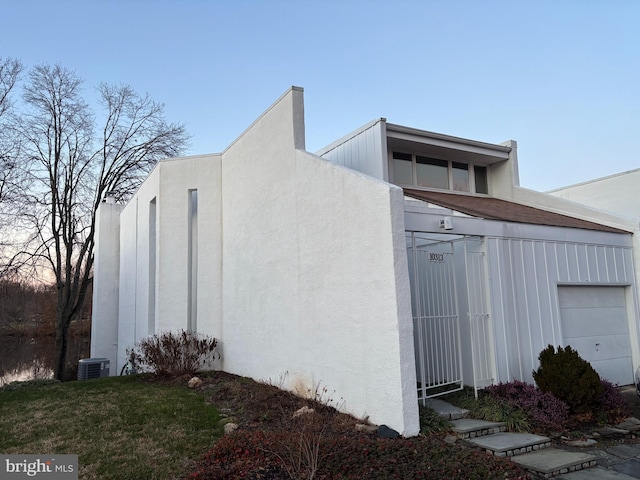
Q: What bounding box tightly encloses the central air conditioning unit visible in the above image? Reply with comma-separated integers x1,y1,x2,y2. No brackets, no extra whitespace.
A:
77,358,110,380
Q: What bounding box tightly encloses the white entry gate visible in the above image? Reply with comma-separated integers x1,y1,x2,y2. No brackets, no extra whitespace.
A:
407,233,494,403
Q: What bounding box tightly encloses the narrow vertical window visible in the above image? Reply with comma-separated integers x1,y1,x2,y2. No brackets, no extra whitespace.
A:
392,151,413,185
474,165,488,194
452,162,470,192
188,190,198,332
148,198,157,335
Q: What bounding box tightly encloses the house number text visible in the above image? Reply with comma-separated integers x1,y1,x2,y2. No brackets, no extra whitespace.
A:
429,252,445,262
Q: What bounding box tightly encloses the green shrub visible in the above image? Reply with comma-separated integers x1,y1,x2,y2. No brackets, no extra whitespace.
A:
471,395,530,432
418,405,451,435
128,329,219,378
443,388,529,432
532,345,602,414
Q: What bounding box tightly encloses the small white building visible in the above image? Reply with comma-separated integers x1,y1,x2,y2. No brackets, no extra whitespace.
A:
92,87,640,437
549,169,640,221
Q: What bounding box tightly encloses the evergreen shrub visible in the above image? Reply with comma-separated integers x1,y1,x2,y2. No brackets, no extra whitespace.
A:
532,344,602,413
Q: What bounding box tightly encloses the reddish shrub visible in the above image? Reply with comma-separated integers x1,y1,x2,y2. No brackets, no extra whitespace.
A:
486,380,569,432
189,431,285,479
597,379,631,423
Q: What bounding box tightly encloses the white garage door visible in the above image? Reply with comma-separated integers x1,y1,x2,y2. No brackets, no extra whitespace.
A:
558,286,633,386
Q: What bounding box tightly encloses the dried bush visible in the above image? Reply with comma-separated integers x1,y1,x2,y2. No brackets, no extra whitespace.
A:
485,380,569,432
128,330,219,378
532,345,602,414
267,411,337,480
190,430,530,479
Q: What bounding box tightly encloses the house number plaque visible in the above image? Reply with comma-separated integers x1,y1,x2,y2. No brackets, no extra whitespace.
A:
429,252,445,262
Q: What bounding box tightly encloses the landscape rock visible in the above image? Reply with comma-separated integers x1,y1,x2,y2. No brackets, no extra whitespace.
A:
293,406,315,418
616,417,640,432
565,439,598,447
596,427,630,438
444,435,457,444
188,377,203,389
355,424,378,434
219,417,237,426
377,425,400,439
224,423,238,435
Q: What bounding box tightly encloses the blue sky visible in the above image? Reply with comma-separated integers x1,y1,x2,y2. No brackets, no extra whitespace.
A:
2,0,639,191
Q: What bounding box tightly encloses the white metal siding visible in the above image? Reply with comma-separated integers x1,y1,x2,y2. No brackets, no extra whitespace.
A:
319,122,386,181
559,286,632,385
486,237,635,385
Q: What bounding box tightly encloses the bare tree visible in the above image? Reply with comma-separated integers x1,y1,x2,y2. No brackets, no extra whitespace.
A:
15,64,189,380
0,57,23,277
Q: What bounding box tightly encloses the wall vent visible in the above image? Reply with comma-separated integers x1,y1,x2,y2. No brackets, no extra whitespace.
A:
78,358,110,380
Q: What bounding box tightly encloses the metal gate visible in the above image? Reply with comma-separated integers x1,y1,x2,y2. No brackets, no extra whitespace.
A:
464,238,495,396
408,233,463,402
407,233,494,403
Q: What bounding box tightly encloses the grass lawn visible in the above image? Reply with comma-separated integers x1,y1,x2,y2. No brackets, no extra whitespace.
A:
0,375,221,479
0,372,531,479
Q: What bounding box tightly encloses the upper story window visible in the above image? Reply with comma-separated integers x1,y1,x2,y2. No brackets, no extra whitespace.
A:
391,151,488,194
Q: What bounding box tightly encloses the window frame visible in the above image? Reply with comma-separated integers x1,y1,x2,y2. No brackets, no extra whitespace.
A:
390,151,489,194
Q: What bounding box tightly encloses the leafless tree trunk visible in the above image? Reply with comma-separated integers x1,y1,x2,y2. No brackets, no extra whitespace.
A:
0,57,23,277
14,63,188,380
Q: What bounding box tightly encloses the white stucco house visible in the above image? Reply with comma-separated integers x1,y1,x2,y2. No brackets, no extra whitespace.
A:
91,87,640,437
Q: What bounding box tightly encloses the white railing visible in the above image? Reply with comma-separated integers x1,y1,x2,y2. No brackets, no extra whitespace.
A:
414,314,463,402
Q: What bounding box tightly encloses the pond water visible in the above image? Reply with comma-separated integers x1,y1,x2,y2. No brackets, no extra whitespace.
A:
0,335,90,385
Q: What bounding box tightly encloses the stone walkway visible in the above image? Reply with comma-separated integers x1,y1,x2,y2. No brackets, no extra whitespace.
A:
425,397,640,479
555,441,640,479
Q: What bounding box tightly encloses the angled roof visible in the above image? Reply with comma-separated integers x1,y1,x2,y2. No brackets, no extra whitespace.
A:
403,188,629,234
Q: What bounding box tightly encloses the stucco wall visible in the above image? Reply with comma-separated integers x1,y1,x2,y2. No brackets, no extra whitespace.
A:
117,168,158,372
115,154,223,374
154,154,223,338
99,87,420,436
220,88,419,435
91,201,123,365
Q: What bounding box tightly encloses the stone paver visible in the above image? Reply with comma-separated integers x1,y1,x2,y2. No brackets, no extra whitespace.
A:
466,432,551,456
433,395,640,478
613,459,640,478
449,418,506,438
424,398,469,420
511,448,596,477
559,468,640,479
608,444,640,460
